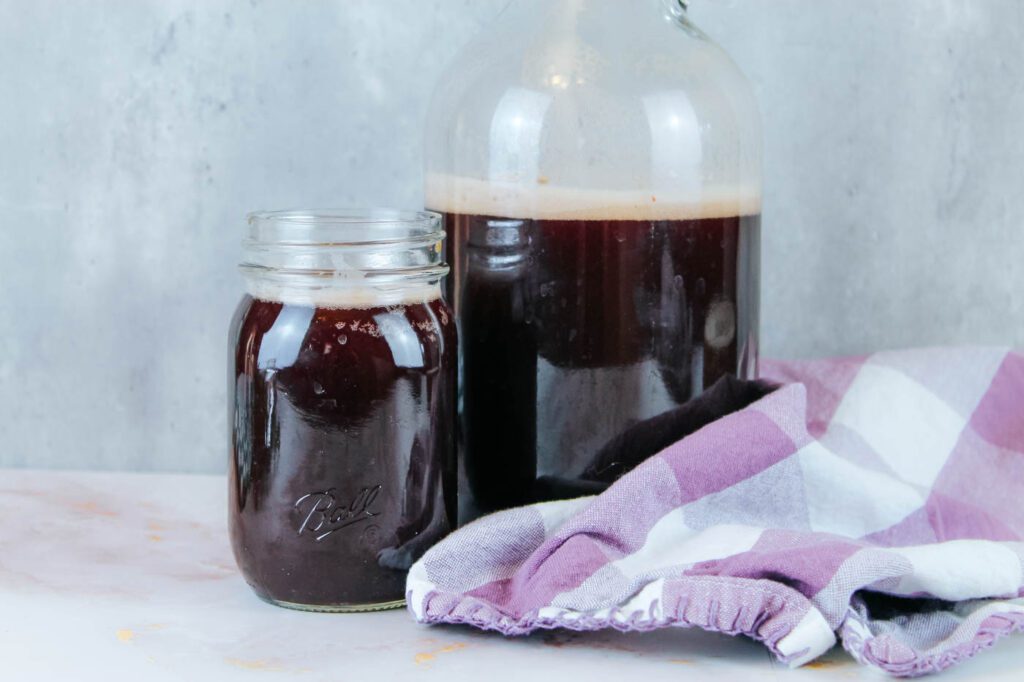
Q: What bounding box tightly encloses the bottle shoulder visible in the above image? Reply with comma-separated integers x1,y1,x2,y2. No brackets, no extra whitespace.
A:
429,2,753,113
425,1,761,202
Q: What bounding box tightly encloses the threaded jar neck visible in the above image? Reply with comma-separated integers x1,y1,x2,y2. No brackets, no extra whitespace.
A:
240,209,448,308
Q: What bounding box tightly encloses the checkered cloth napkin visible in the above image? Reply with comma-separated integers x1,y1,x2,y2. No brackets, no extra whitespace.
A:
407,348,1024,676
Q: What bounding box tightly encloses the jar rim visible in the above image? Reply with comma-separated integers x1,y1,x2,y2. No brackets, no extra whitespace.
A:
246,208,442,247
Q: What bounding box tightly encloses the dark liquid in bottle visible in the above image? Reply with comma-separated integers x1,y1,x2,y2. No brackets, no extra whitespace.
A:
229,295,457,609
438,203,760,514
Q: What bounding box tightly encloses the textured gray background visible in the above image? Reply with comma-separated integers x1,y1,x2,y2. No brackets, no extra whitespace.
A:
1,0,1021,473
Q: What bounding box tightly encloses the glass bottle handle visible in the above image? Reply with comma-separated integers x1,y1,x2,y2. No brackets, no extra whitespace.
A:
662,0,688,17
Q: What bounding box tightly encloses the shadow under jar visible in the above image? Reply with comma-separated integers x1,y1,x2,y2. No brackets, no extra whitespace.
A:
228,210,457,612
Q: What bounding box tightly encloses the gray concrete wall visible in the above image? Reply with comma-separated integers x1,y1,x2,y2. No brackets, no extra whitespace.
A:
1,0,1021,473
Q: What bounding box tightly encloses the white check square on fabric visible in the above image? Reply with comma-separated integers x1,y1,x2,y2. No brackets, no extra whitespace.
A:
830,362,967,489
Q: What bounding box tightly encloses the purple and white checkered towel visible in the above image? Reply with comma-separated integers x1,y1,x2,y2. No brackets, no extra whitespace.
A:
407,348,1024,676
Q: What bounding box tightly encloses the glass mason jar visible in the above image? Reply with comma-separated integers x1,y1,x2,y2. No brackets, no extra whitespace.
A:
228,210,457,612
425,0,762,514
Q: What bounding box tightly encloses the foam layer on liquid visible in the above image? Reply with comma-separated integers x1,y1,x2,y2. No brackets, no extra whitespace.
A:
246,280,442,310
426,174,762,221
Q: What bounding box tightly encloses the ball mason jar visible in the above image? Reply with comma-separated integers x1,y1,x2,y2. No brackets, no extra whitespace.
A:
425,0,762,514
228,210,457,611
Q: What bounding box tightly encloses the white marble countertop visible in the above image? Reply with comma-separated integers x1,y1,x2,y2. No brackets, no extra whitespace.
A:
1,469,1021,681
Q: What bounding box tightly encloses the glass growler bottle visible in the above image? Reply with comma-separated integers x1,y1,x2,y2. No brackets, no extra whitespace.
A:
426,0,762,514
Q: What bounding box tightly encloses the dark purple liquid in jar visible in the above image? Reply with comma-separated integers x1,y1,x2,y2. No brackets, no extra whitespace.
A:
437,195,760,514
228,294,456,610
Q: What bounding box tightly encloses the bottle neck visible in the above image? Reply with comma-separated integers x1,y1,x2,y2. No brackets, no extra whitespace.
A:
505,0,687,18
